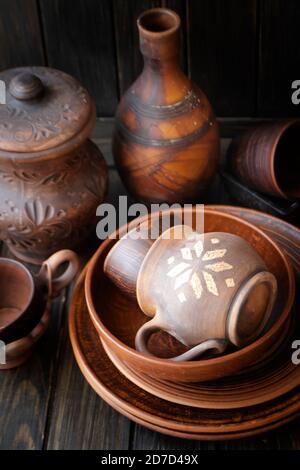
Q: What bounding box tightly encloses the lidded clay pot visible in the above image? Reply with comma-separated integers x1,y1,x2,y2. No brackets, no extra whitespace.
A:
113,8,220,204
0,66,108,264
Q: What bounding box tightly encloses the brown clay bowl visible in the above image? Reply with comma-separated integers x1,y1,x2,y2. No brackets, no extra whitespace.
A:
100,307,297,410
0,302,51,369
85,207,295,383
70,264,300,438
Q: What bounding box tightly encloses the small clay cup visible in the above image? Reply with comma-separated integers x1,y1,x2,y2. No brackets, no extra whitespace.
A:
105,225,277,360
228,120,300,199
0,249,79,344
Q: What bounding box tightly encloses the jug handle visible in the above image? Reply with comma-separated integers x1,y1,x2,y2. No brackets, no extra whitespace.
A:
135,318,227,361
38,250,80,298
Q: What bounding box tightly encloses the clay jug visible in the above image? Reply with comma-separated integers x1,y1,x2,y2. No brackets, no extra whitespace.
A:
113,8,220,205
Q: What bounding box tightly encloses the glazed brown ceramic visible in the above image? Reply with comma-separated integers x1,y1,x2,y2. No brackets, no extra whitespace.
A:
105,225,277,360
113,8,220,204
228,119,300,199
0,66,108,264
85,207,294,383
0,249,79,344
69,237,300,439
0,303,51,369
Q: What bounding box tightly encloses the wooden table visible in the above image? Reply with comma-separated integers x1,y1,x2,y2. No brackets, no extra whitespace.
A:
0,119,299,450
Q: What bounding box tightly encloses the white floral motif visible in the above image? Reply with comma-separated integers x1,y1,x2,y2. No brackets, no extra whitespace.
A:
166,236,235,302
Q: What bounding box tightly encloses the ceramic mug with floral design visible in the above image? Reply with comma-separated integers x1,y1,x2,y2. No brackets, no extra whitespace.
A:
105,225,277,361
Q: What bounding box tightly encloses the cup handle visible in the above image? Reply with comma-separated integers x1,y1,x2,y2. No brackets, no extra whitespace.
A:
135,318,227,361
38,250,80,298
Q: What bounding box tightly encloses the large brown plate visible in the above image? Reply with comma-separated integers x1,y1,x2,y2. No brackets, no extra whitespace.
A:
69,206,300,439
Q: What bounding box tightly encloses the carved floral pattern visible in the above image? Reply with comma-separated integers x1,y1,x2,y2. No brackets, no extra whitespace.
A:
0,141,107,255
167,236,235,303
0,67,90,150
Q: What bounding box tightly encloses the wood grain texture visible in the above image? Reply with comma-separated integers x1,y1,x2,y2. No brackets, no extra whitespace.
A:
258,0,300,116
132,416,300,450
131,425,217,449
188,0,257,116
44,290,131,450
39,0,118,116
0,0,44,69
0,1,299,120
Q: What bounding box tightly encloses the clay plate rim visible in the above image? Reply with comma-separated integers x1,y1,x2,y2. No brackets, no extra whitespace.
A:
99,309,300,410
69,267,300,436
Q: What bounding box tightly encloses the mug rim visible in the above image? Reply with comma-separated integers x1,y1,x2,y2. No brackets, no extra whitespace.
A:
269,119,300,199
85,206,295,368
0,257,35,331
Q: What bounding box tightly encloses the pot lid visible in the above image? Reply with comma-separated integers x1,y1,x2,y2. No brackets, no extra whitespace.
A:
0,66,93,153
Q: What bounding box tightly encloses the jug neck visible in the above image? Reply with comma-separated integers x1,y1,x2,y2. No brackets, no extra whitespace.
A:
135,9,190,105
138,8,180,62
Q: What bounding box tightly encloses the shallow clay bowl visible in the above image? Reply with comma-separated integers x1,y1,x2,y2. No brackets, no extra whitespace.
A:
85,207,295,383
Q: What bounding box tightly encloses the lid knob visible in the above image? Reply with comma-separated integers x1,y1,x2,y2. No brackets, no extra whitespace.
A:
9,72,44,101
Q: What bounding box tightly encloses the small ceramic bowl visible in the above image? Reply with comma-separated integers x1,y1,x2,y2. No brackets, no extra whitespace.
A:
85,207,295,383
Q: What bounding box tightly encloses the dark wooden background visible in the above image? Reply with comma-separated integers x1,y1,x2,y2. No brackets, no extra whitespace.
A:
1,0,300,118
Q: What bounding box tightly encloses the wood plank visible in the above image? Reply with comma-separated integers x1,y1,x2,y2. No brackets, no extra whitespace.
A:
217,419,300,449
258,0,300,116
0,239,67,449
44,291,132,450
188,0,257,116
131,425,218,449
39,0,118,116
0,0,44,69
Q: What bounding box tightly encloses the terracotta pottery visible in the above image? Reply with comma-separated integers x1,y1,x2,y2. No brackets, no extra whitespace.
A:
100,311,297,410
0,249,79,344
0,66,108,264
228,119,300,199
0,303,51,369
112,8,220,204
105,225,277,360
69,227,300,439
85,207,294,383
